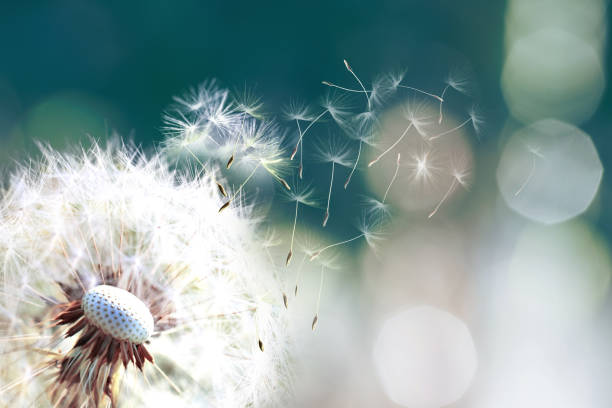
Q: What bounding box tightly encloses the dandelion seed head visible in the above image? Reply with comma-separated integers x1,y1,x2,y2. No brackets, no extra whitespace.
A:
0,141,292,407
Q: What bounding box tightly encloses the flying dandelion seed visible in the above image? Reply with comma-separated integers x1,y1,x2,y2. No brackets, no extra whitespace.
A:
315,137,353,227
367,99,433,168
311,265,325,332
383,153,401,204
428,155,471,218
0,142,291,407
310,214,383,261
284,100,316,180
289,92,351,167
428,106,482,142
438,67,472,124
284,183,318,267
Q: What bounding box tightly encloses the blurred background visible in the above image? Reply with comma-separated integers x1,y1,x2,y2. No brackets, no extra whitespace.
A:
1,1,611,407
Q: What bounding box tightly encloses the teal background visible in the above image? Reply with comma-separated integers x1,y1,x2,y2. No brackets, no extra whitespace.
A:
0,0,609,235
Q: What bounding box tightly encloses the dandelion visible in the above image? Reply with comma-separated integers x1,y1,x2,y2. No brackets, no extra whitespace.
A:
284,183,318,267
289,92,352,165
428,155,471,218
315,137,353,227
311,265,325,332
309,214,384,261
344,112,378,188
382,153,401,203
428,105,483,142
0,142,291,407
438,67,471,124
368,99,434,168
283,100,316,179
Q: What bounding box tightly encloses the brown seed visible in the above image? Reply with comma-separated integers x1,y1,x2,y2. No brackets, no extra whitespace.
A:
283,293,288,309
218,200,231,213
312,314,319,331
226,155,234,169
309,251,321,261
285,250,292,266
279,178,291,191
258,338,264,352
290,145,299,160
217,182,228,197
294,285,298,296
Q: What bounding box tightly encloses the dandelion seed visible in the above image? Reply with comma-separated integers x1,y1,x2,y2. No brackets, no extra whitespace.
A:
428,106,482,142
311,265,325,332
289,92,351,164
293,253,308,297
428,157,471,218
316,137,353,227
368,122,413,167
310,214,383,261
342,59,372,189
438,68,471,124
383,153,401,203
515,144,544,196
284,183,317,267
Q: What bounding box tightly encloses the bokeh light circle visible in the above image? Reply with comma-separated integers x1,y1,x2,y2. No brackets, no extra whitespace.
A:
373,306,477,407
501,28,605,124
496,119,602,224
504,221,611,326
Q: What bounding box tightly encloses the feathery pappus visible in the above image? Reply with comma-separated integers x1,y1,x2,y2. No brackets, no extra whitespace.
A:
0,142,292,407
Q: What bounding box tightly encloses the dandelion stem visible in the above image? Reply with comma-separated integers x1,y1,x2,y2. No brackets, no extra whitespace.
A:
294,253,308,296
515,152,537,196
310,233,364,260
428,117,472,141
152,362,182,395
368,123,413,167
323,162,335,227
312,265,325,331
398,85,444,102
428,178,458,218
344,59,371,111
383,153,401,203
438,84,450,124
344,139,362,189
286,200,299,266
321,82,371,94
296,120,304,179
231,162,261,201
291,110,328,160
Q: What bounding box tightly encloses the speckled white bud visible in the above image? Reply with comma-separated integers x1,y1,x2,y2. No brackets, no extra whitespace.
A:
82,285,154,344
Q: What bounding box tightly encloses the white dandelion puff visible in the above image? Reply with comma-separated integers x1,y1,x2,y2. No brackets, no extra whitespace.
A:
0,141,292,407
